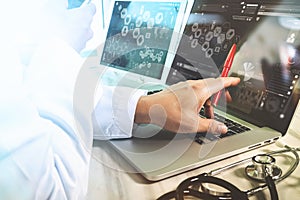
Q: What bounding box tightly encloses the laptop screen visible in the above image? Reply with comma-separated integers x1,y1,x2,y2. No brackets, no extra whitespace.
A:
100,0,189,82
166,0,300,134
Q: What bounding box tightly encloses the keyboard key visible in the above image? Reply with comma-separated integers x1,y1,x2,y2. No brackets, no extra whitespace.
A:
240,126,251,131
195,137,204,144
219,130,236,138
205,133,219,141
224,121,234,128
195,132,219,144
195,107,251,143
229,126,244,133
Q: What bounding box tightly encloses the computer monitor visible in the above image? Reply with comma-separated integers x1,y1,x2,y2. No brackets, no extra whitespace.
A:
97,0,193,87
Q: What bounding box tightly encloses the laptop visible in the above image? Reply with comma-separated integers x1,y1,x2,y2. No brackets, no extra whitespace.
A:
95,0,300,181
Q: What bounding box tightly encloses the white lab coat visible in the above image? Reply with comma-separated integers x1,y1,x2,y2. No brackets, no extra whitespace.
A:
0,0,147,198
0,37,144,199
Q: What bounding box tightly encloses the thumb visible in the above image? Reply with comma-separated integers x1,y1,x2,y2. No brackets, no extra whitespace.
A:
197,117,228,134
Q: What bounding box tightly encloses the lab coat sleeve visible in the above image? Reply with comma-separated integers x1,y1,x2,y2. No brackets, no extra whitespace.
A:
93,85,147,140
23,37,147,200
0,93,91,200
22,38,93,199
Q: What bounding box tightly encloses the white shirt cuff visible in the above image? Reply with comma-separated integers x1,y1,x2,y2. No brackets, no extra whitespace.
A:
93,86,147,140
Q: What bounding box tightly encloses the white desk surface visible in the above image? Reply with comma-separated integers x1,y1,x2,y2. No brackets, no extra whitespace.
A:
87,115,300,200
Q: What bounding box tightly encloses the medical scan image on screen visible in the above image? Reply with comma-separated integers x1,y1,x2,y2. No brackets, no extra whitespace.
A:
166,0,300,133
100,1,182,79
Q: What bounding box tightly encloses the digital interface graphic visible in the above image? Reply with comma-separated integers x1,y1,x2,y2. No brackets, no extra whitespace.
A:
166,0,300,133
166,0,257,84
100,1,182,79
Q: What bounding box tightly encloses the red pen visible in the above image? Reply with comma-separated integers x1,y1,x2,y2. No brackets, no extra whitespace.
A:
212,43,237,107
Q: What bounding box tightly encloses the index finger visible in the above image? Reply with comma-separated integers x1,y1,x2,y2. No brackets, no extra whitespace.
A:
200,77,240,100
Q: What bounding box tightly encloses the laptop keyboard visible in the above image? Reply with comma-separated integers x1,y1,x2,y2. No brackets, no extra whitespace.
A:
195,108,251,144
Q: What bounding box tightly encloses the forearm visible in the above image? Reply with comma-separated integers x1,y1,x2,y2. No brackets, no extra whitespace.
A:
134,95,151,124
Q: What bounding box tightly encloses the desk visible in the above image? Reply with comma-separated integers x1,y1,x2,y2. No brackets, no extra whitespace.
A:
87,122,300,199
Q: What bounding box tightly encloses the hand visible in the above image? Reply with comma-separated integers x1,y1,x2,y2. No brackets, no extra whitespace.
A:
134,77,240,134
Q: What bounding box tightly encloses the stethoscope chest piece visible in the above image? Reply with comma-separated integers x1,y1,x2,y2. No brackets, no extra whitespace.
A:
245,154,282,181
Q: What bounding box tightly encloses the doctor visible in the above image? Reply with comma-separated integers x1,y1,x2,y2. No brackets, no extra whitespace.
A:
0,0,99,199
0,0,239,200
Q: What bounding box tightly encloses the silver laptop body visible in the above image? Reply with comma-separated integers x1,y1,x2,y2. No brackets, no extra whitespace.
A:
100,0,300,181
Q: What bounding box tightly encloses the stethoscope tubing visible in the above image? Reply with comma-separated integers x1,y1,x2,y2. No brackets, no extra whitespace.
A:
207,147,299,196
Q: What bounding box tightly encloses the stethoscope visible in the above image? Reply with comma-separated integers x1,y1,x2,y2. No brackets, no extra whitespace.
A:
157,143,300,200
